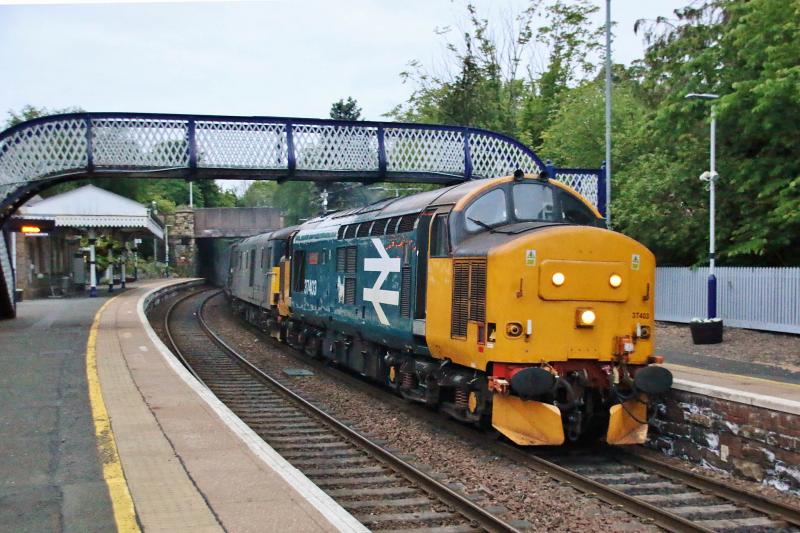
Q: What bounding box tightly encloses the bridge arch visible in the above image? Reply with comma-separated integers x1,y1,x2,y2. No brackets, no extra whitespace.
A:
0,112,604,318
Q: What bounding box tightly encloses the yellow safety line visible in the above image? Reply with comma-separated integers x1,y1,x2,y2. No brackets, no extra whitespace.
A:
86,297,141,533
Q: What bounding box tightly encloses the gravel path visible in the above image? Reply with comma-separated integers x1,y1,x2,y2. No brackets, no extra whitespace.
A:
656,322,800,373
201,293,657,533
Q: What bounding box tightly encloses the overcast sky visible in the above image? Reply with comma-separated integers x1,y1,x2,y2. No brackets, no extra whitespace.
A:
1,0,688,122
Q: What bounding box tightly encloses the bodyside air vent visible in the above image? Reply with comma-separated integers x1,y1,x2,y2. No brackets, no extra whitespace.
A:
371,218,389,236
397,214,418,233
400,265,412,318
451,259,487,339
469,261,487,323
336,247,347,271
344,277,356,305
345,246,357,273
356,222,372,238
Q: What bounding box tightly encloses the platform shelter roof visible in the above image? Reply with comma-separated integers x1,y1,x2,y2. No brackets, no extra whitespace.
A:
16,184,163,239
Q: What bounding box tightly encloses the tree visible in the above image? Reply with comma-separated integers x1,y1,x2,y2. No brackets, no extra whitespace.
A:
388,0,602,142
238,180,316,225
330,97,362,121
322,97,368,211
629,0,800,265
238,181,276,208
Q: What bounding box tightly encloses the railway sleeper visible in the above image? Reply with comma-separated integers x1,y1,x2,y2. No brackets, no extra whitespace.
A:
313,475,402,487
344,497,435,510
324,486,419,499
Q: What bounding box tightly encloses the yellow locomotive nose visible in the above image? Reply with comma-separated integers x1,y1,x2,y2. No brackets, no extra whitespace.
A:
483,225,658,445
489,225,653,362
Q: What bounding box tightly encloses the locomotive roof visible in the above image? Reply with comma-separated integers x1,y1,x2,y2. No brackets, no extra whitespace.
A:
308,178,498,229
235,224,300,248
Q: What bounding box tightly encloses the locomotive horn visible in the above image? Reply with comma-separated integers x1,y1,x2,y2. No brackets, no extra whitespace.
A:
509,367,556,400
633,365,673,395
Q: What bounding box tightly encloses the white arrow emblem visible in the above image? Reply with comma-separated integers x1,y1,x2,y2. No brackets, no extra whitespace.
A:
363,238,401,325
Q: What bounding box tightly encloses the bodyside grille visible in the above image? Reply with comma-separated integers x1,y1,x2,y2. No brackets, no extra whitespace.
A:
344,277,356,304
400,265,411,318
451,259,487,339
469,261,486,323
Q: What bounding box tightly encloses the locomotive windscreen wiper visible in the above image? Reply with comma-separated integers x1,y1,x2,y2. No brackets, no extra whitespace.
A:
467,217,514,234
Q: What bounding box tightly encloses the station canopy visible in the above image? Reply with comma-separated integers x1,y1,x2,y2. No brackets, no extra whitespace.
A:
14,184,164,239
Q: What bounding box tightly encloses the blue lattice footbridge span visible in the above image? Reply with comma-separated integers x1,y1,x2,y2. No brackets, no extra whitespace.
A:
0,112,605,318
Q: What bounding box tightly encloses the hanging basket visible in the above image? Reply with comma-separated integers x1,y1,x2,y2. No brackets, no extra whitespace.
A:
690,320,723,345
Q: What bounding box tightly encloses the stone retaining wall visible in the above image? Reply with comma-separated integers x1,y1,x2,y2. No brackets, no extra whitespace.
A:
648,388,800,493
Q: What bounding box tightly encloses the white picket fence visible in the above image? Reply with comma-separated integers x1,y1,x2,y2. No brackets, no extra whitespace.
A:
656,267,800,334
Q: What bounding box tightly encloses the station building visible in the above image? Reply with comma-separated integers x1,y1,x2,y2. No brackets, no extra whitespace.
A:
10,184,164,299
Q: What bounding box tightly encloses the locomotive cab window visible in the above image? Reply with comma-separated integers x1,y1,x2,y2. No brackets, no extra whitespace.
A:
430,213,451,257
513,183,597,226
464,188,508,232
513,182,555,221
560,193,597,225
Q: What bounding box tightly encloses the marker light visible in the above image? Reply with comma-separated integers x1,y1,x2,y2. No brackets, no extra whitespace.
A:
576,308,596,327
609,274,623,288
552,272,565,286
21,225,41,234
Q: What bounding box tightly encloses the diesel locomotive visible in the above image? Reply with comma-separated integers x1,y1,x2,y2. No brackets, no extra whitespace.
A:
226,171,672,445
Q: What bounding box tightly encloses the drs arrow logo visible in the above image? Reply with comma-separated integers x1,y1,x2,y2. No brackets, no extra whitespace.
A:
363,238,401,325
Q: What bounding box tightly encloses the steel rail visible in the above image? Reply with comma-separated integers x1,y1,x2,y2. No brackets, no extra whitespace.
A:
495,443,714,533
166,288,520,533
215,292,800,532
162,288,206,384
616,449,800,527
212,295,704,531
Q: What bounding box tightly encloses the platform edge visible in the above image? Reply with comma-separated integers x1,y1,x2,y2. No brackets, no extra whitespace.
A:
673,378,800,416
87,296,142,533
136,282,368,533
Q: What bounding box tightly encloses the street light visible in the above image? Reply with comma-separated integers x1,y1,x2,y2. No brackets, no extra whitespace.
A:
164,224,172,277
685,92,720,318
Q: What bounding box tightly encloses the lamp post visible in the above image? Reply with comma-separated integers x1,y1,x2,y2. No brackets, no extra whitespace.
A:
604,0,612,227
685,92,720,318
164,224,172,277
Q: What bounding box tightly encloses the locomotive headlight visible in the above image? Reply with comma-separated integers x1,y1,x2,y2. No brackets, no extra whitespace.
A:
552,272,566,286
576,308,596,327
609,274,623,288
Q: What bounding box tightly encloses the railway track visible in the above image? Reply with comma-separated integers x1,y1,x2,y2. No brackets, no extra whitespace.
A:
163,288,522,533
509,446,800,533
211,292,800,532
163,287,800,533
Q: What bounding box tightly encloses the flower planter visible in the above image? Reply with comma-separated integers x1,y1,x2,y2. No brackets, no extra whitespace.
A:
690,320,723,345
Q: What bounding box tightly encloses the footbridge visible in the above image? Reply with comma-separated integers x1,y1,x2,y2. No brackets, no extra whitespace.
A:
0,112,605,318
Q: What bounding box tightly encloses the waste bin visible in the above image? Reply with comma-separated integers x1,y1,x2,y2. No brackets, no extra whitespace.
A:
690,320,723,344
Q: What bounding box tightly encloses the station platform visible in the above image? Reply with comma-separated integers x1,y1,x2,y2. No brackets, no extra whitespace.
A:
665,362,800,416
0,279,364,533
0,291,116,532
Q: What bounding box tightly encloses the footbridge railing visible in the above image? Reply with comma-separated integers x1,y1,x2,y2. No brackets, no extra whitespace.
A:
0,112,605,318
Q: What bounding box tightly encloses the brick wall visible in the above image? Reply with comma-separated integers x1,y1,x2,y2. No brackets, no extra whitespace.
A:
648,389,800,493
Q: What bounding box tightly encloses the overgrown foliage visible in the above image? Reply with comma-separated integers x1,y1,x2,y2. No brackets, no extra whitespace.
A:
5,1,797,265
390,0,800,266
